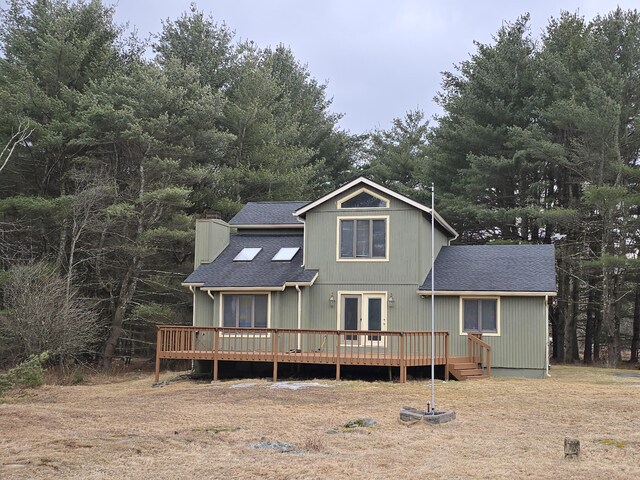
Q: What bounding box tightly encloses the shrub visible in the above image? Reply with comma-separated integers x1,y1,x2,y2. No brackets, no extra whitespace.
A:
0,352,49,395
0,262,101,367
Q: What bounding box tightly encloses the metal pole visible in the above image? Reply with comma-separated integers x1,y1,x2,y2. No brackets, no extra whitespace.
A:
431,182,435,412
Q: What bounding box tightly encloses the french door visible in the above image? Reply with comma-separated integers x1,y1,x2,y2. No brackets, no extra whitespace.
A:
340,293,386,346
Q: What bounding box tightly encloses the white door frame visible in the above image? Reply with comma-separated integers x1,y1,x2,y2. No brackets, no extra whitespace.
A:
336,291,387,346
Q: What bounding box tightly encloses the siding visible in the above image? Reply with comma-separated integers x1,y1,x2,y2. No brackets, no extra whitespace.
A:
305,187,449,286
194,290,299,330
418,295,546,369
195,219,229,268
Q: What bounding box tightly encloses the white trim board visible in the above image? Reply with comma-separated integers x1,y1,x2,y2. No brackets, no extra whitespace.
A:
417,290,557,297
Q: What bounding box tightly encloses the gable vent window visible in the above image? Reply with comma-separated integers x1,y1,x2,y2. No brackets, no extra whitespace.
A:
340,191,388,209
272,247,300,262
234,247,262,262
339,218,386,259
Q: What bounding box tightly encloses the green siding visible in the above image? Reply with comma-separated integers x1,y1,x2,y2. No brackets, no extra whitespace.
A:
418,295,546,369
271,288,299,329
194,219,229,269
193,289,214,326
305,187,449,286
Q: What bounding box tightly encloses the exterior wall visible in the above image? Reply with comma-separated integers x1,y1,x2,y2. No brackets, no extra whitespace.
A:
304,283,419,331
304,185,450,286
193,288,299,329
195,219,229,268
418,295,547,370
194,289,215,327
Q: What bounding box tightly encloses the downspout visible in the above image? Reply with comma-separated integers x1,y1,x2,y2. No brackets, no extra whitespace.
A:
189,286,196,326
296,285,302,350
300,218,306,267
545,295,550,377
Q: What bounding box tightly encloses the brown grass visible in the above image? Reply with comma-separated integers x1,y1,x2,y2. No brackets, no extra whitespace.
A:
1,366,640,479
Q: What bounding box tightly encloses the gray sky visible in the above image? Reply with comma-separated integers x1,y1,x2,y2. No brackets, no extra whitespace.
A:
33,1,640,133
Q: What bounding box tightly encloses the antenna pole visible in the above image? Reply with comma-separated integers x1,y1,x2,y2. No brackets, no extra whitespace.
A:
431,182,435,412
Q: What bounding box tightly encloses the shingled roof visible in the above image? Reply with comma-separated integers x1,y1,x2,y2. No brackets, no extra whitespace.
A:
184,234,317,288
229,201,308,226
420,245,556,293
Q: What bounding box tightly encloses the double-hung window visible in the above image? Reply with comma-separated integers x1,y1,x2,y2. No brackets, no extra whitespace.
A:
223,294,268,328
462,298,498,334
339,218,387,259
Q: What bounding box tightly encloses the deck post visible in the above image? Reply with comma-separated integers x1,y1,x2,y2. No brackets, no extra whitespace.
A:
273,329,279,382
336,331,341,381
154,327,161,383
213,328,219,381
399,333,406,383
486,349,491,377
444,333,449,381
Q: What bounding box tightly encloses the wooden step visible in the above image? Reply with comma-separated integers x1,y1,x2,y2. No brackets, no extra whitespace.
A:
448,362,476,370
447,364,488,381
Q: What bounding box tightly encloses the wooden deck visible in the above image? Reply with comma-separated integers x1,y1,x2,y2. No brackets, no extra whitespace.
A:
155,326,453,383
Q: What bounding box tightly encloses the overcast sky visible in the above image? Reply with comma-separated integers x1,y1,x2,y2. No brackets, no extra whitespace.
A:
29,1,640,133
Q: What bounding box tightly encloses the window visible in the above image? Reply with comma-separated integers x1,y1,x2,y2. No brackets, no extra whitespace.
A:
462,298,498,334
234,247,262,262
272,247,299,261
340,191,388,208
339,218,387,259
223,294,268,328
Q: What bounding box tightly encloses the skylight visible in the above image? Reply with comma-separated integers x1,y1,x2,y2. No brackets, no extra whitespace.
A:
234,247,262,262
272,247,300,262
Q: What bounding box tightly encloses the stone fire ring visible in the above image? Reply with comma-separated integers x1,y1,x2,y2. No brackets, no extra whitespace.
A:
400,406,456,424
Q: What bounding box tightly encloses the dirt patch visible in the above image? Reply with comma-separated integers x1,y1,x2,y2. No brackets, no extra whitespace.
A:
1,366,639,479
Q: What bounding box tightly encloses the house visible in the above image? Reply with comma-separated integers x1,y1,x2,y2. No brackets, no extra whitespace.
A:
156,177,556,382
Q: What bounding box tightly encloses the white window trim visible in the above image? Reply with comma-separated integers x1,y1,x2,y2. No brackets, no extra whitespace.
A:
459,296,501,337
335,215,390,262
336,187,390,209
218,292,272,336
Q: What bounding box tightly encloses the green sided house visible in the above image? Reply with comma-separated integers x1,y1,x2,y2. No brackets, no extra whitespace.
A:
155,177,556,382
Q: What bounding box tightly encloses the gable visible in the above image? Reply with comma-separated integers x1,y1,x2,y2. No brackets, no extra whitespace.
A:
294,177,458,238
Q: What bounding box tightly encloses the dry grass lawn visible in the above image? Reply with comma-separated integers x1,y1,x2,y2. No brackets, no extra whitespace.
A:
1,365,640,479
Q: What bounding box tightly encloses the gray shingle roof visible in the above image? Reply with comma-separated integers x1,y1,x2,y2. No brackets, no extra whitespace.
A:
184,234,317,288
229,201,308,226
420,245,556,292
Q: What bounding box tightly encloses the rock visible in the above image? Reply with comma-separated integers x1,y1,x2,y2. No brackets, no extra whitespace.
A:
271,381,332,390
564,437,580,459
251,440,299,453
230,382,257,389
344,418,377,428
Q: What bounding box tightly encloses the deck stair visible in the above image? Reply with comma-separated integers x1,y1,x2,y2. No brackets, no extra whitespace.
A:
447,356,488,380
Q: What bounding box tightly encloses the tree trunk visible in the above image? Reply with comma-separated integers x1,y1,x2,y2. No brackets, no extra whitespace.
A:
101,161,145,369
631,284,640,364
564,271,580,362
101,262,139,368
584,277,596,363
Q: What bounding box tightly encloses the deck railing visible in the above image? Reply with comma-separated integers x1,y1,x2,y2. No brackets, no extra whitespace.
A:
467,333,492,377
155,326,449,383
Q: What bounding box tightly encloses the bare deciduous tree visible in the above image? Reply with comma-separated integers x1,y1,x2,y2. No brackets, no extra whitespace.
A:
0,262,101,367
0,121,33,175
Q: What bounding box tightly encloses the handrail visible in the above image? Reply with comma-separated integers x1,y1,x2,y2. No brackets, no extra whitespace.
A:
467,333,492,377
154,325,450,383
468,333,492,350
